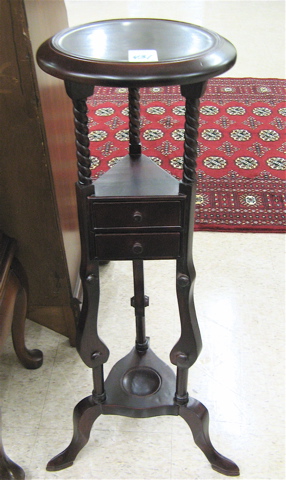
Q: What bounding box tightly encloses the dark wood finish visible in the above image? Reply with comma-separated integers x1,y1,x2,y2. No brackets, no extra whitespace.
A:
132,260,149,351
0,233,43,366
37,19,239,476
0,0,79,343
0,232,43,479
46,395,239,476
93,153,180,196
37,19,237,87
128,88,142,155
0,429,25,480
90,199,182,229
94,232,181,260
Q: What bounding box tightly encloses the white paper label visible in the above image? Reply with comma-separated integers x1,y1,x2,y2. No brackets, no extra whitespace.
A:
128,50,158,62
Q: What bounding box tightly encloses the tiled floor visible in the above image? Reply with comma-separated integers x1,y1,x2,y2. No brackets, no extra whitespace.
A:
1,1,285,479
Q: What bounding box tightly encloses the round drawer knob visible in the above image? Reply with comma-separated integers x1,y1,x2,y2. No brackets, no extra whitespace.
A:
132,242,143,255
133,211,143,223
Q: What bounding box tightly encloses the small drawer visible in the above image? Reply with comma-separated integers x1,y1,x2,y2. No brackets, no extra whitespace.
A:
91,200,181,229
94,233,181,260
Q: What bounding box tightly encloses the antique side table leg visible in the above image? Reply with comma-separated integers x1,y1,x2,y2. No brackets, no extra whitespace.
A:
0,410,25,480
11,259,43,369
1,236,42,479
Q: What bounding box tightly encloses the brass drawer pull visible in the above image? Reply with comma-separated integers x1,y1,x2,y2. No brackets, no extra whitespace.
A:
133,211,143,223
132,242,143,254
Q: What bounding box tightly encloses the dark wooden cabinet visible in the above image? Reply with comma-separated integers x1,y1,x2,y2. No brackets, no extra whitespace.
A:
0,0,80,344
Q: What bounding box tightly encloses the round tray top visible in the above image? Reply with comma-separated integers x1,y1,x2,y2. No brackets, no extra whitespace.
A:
37,18,236,87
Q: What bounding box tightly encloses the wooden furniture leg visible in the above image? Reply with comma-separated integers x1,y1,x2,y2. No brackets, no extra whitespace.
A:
0,232,43,479
47,396,102,472
170,84,206,403
179,400,239,476
169,86,239,476
11,259,43,369
0,411,25,480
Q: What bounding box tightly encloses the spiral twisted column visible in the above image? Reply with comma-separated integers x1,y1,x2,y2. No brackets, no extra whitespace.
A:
181,97,200,185
73,98,92,185
128,87,141,155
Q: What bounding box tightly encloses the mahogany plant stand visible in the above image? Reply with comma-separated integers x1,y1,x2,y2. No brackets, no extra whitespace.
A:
37,19,239,476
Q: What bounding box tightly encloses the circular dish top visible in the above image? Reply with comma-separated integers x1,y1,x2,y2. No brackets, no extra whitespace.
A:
37,18,236,87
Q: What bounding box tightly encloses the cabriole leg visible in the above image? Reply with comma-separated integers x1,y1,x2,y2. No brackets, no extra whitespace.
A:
46,396,102,472
179,399,240,476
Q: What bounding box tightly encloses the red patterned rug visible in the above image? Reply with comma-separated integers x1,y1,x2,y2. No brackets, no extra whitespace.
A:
87,78,286,233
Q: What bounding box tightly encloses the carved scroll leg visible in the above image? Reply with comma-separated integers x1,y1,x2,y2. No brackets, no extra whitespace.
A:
170,262,203,404
47,396,102,472
170,83,206,387
11,259,43,369
0,409,25,480
179,399,240,476
76,261,109,371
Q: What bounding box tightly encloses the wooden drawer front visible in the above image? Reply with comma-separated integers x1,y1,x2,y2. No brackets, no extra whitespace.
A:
91,200,181,229
95,233,180,260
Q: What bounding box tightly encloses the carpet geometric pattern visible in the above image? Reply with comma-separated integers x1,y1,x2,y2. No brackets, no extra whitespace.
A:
87,78,286,232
